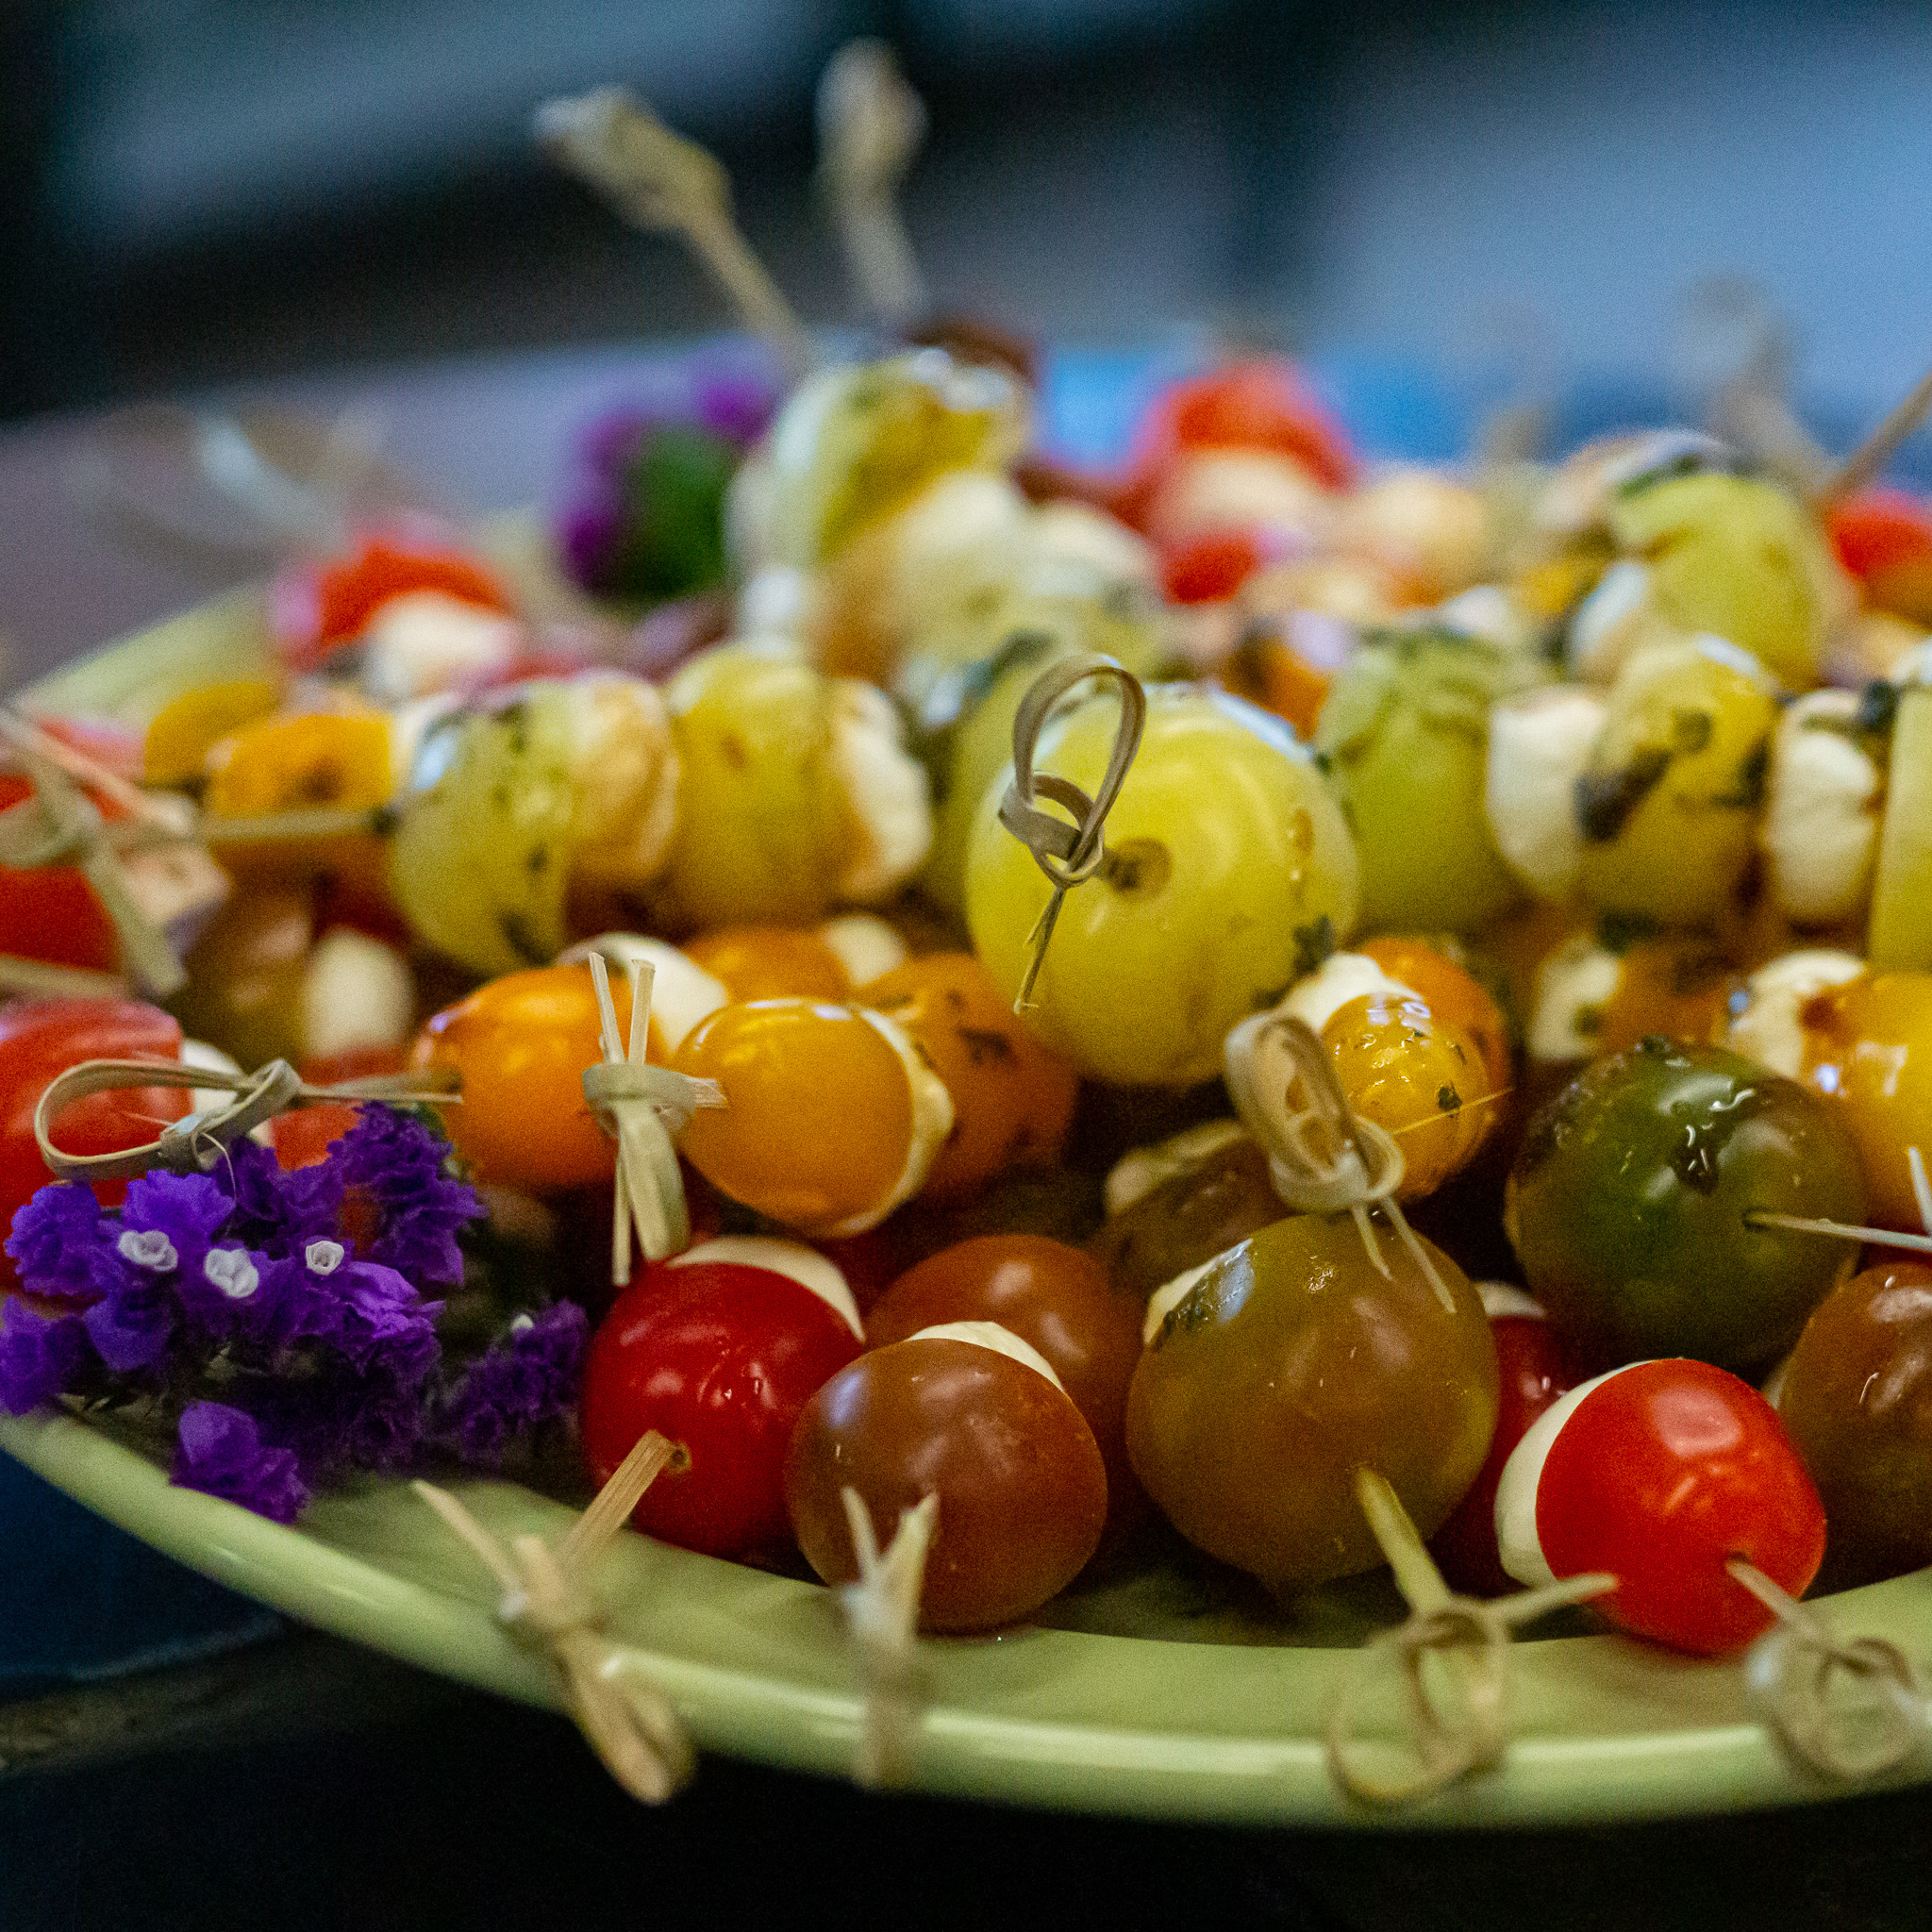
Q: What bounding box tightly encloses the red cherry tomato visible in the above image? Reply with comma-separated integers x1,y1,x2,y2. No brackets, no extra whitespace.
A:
0,999,188,1268
865,1235,1147,1551
1428,1291,1573,1598
786,1330,1107,1632
1825,489,1932,625
0,774,125,973
272,529,514,671
1115,358,1357,528
579,1240,863,1565
1159,529,1269,605
1498,1357,1825,1655
270,1046,408,1172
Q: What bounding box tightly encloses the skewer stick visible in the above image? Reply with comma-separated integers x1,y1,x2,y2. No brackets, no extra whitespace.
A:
1747,1145,1932,1255
1819,363,1932,507
535,87,812,379
816,40,928,327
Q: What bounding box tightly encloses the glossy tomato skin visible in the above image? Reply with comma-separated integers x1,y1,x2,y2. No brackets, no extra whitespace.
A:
1534,1359,1824,1655
784,1336,1108,1632
865,1235,1147,1548
1429,1310,1573,1597
579,1258,861,1566
0,1000,186,1263
1777,1262,1932,1587
0,775,121,972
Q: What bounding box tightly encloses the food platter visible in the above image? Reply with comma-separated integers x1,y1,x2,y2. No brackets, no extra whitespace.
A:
8,344,1932,1832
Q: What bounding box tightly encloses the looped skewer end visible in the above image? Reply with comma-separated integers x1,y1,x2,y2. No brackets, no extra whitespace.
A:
1224,1010,1455,1313
837,1487,938,1789
994,653,1146,1013
414,1428,694,1804
580,953,722,1284
816,39,928,326
1731,1557,1930,1781
32,1056,461,1184
1325,1470,1614,1806
534,87,811,378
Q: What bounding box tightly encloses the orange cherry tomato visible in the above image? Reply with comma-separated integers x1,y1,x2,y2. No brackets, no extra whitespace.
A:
858,952,1076,1201
1591,939,1740,1058
410,965,634,1192
673,999,925,1235
683,926,850,1003
866,1235,1147,1548
784,1332,1108,1632
1214,631,1333,740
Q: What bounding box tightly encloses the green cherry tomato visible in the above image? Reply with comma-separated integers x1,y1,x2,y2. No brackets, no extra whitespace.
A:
1507,1038,1867,1375
1124,1212,1497,1593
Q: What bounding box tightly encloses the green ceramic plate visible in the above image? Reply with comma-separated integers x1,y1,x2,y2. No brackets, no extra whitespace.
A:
9,1404,1932,1827
10,591,1932,1829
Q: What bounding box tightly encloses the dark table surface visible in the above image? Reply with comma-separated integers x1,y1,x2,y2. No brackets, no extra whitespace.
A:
6,342,1932,1932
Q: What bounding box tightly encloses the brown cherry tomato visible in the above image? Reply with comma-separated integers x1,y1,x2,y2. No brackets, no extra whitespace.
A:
784,1334,1108,1632
683,926,850,1003
866,1236,1147,1548
1089,1133,1283,1305
1778,1261,1932,1587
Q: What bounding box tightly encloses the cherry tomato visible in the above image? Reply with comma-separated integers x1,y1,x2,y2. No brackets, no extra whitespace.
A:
1355,935,1514,1095
1159,529,1267,605
1428,1286,1574,1598
784,1327,1108,1632
1777,1260,1932,1586
1589,939,1740,1058
1507,1040,1867,1374
1214,630,1334,740
0,999,188,1269
271,1045,408,1172
1089,1129,1283,1306
673,998,951,1236
411,950,722,1194
1825,489,1932,625
1119,359,1357,526
272,532,514,671
580,1238,864,1565
0,774,124,973
858,953,1079,1201
411,965,633,1192
683,926,851,1003
1126,1212,1497,1592
1496,1357,1825,1655
866,1235,1146,1547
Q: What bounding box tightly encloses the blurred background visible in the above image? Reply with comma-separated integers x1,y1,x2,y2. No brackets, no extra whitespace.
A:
5,0,1930,425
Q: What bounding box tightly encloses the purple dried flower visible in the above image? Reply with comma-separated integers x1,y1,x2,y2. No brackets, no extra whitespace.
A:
7,1183,105,1299
171,1401,309,1523
331,1108,479,1288
81,1265,177,1374
120,1170,233,1274
247,1360,429,1475
224,1135,342,1255
434,1301,589,1465
0,1301,92,1414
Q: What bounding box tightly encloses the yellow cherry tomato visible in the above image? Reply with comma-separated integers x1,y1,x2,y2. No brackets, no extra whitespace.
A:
1356,934,1513,1094
1323,991,1496,1200
144,676,284,787
860,951,1079,1200
684,926,850,1003
204,706,398,897
673,999,932,1236
1798,971,1932,1230
410,965,637,1193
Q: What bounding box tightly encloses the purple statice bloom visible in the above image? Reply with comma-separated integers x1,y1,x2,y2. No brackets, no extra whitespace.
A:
223,1135,342,1257
434,1301,589,1466
7,1183,105,1299
247,1360,430,1476
175,1241,282,1344
171,1401,309,1523
119,1170,234,1277
0,1300,92,1414
331,1107,479,1289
